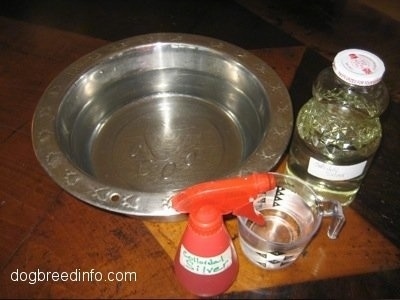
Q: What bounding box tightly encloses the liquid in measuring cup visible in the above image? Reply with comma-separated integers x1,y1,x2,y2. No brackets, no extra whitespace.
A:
238,186,316,269
238,172,345,270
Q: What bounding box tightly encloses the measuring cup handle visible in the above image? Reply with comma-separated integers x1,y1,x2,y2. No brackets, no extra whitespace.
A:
319,199,345,239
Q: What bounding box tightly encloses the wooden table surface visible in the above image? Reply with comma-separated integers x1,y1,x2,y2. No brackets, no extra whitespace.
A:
0,15,399,299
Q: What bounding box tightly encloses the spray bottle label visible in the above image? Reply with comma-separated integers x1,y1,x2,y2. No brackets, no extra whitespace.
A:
179,245,232,275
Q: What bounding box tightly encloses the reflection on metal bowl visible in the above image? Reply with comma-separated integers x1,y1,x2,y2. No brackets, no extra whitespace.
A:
32,33,293,221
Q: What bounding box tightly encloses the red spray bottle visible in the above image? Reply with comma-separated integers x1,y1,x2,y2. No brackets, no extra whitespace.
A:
172,172,276,297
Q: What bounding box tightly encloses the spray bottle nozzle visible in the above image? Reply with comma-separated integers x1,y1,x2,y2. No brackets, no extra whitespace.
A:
172,173,276,225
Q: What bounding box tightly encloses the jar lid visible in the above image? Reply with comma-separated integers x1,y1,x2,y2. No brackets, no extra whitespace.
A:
333,49,385,86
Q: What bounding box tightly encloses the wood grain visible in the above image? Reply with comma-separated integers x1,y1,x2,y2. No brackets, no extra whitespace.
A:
0,16,399,298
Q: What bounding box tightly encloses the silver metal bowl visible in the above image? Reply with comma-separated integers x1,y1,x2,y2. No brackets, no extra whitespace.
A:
32,33,293,220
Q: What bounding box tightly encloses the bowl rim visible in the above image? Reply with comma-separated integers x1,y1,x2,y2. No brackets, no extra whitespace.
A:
31,33,293,221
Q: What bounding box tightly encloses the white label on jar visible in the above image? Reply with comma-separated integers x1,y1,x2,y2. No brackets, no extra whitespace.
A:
307,157,367,181
179,244,232,275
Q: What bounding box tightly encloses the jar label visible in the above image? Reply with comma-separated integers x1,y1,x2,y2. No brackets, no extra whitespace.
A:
307,157,367,181
179,244,233,275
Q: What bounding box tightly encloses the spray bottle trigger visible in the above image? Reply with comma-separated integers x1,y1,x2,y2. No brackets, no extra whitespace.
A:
232,200,265,225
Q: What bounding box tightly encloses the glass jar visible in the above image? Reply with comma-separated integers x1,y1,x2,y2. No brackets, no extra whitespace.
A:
286,49,389,206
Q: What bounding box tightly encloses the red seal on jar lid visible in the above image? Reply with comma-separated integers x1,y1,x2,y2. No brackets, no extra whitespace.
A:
332,49,385,86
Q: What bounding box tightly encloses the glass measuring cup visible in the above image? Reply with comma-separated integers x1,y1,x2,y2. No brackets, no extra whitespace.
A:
237,172,345,269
